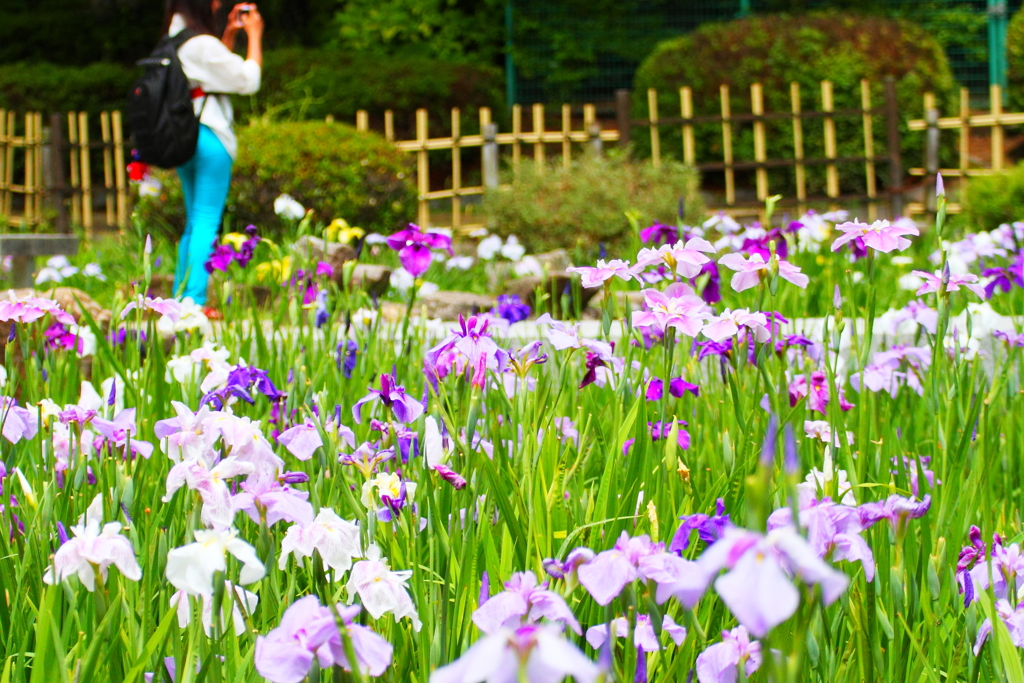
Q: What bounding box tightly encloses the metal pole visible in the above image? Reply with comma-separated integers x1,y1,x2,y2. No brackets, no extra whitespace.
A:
989,0,1009,98
505,0,517,108
483,123,499,189
615,90,632,150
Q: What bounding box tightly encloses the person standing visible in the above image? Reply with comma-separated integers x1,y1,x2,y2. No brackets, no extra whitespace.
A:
161,0,263,306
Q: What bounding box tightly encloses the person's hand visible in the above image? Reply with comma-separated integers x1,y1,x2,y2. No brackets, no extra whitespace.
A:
239,5,264,40
226,4,244,32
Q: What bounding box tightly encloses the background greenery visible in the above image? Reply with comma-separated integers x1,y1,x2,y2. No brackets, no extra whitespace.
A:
631,12,957,196
135,121,416,242
482,152,702,254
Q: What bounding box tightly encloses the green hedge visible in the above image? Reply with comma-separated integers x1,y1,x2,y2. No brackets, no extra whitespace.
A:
0,50,503,138
135,121,416,242
243,48,504,136
1008,5,1024,111
0,61,138,118
962,162,1024,230
482,151,702,255
632,12,957,197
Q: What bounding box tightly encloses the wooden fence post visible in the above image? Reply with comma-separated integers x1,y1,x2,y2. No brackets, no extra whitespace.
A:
648,88,661,168
384,111,395,141
680,86,695,166
483,123,499,189
991,84,1005,172
720,84,735,207
790,83,807,211
49,113,69,233
511,104,522,174
751,83,767,202
532,104,545,172
356,110,369,133
101,112,116,229
821,80,839,202
33,113,43,224
615,89,631,150
78,112,92,237
884,77,904,217
451,108,462,231
68,112,81,226
561,104,572,170
112,110,127,233
24,113,35,227
0,110,6,221
860,79,878,221
415,108,429,227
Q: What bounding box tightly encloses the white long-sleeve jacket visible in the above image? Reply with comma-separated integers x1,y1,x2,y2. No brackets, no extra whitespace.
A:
169,14,261,160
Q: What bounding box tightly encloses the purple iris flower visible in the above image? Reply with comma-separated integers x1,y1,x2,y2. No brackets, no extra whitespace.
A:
994,330,1024,347
472,571,581,635
741,227,787,260
430,623,598,683
335,340,359,377
698,260,721,304
576,532,665,606
495,295,531,324
92,408,155,459
201,365,285,409
205,244,236,274
425,315,509,389
645,377,700,401
433,464,467,490
669,498,729,553
386,223,453,277
353,372,425,424
649,421,690,450
695,626,762,683
858,494,931,531
696,338,733,362
639,222,679,245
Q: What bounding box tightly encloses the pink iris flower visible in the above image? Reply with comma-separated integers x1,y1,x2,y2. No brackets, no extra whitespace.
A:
633,237,717,279
702,309,771,343
717,253,808,292
911,270,987,299
567,259,638,288
631,283,710,338
831,219,919,254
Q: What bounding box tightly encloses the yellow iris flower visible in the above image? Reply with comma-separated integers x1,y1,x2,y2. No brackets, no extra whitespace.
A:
326,218,365,244
255,255,293,283
222,232,248,250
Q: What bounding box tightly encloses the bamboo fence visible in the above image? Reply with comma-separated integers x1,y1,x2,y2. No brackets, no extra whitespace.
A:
906,84,1018,216
631,78,902,221
3,79,1021,235
0,110,128,234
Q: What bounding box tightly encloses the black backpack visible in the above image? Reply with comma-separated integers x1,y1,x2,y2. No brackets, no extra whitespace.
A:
127,30,205,169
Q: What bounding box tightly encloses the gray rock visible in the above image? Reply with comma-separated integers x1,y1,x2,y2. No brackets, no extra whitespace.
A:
2,287,111,325
485,249,573,291
417,291,494,320
503,271,599,317
291,235,357,275
345,264,392,299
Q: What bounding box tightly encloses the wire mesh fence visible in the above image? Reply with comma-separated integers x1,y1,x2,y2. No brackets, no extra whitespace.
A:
510,0,1021,105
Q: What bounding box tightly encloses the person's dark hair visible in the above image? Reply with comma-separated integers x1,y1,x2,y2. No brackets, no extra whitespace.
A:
161,0,219,37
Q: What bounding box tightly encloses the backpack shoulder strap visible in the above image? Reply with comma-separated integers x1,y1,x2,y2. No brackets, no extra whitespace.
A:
167,28,198,50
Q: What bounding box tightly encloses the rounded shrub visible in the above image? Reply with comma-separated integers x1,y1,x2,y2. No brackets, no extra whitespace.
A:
632,12,957,197
481,151,702,255
962,162,1024,230
0,61,137,117
135,121,416,242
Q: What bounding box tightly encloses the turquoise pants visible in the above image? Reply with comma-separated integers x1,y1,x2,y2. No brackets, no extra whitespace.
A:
174,125,232,305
